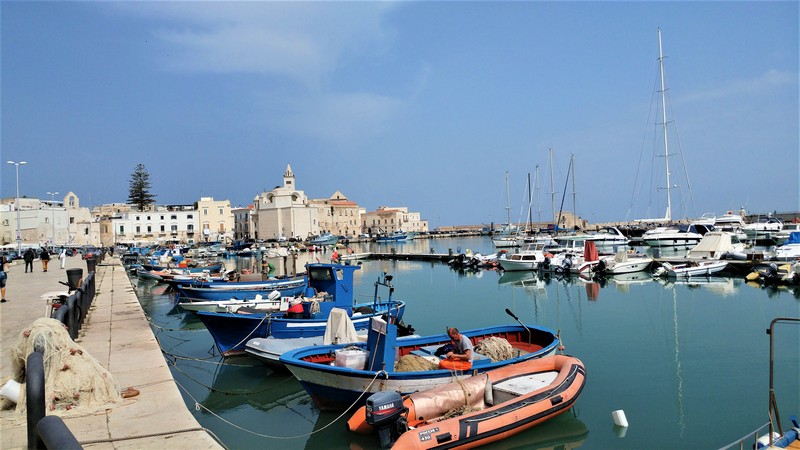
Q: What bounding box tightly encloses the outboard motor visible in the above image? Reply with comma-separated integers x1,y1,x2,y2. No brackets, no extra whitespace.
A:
365,391,408,449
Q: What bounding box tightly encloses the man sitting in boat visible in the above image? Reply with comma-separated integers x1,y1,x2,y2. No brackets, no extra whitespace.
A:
445,327,474,363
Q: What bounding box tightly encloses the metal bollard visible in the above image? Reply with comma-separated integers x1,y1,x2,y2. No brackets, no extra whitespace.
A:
36,416,83,450
26,351,45,450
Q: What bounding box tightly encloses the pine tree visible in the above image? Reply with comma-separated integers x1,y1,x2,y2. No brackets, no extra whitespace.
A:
128,163,156,211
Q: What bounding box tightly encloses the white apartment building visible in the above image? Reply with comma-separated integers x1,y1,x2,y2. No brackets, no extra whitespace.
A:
110,205,197,245
0,192,100,249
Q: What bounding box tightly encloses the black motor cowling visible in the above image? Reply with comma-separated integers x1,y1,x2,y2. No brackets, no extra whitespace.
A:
366,391,408,449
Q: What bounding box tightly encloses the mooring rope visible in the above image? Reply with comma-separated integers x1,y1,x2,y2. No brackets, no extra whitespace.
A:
79,426,227,448
167,359,295,395
174,370,388,440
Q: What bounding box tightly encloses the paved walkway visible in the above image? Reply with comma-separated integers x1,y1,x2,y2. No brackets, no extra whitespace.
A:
0,255,223,449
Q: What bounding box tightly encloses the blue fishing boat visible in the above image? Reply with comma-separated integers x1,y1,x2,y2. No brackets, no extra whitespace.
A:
280,310,560,411
308,233,339,245
194,263,406,356
375,230,408,242
174,276,308,300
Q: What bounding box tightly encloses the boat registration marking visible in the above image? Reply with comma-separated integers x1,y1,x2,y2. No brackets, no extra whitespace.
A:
418,427,439,442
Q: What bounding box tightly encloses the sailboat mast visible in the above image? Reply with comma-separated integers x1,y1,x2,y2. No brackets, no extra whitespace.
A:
535,165,542,224
549,149,555,228
504,171,511,226
571,154,577,230
527,172,532,232
658,28,672,222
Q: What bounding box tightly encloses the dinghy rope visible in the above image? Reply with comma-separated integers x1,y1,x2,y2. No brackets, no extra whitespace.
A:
168,358,296,395
174,369,388,440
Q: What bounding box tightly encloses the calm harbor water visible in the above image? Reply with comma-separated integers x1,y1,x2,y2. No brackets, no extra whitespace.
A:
133,236,799,449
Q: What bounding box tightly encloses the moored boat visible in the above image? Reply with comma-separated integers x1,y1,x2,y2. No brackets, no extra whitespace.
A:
194,263,406,356
174,276,308,300
653,260,728,278
308,232,339,246
347,354,586,450
280,315,560,411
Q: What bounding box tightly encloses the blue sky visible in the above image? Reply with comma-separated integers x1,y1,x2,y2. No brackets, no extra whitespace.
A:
2,2,797,228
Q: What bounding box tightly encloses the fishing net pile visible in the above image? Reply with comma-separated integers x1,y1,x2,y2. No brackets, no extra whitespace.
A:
2,318,122,414
394,354,438,372
475,337,514,362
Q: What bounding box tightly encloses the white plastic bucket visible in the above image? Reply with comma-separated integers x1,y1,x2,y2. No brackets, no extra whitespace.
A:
0,379,21,404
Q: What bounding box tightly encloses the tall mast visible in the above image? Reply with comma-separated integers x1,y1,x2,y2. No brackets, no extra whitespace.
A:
571,154,576,230
549,148,555,227
658,28,672,222
535,165,542,224
526,172,532,231
504,171,511,226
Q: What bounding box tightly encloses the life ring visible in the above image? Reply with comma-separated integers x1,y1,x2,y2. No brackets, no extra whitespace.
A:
439,359,472,371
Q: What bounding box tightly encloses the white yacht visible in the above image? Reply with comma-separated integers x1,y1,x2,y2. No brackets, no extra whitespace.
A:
743,217,783,241
642,224,712,248
498,242,548,271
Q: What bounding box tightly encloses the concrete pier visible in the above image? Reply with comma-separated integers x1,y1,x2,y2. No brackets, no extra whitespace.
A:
0,255,222,449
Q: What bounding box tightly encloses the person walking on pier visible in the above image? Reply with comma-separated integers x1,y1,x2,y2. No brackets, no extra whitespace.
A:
0,254,8,302
23,248,34,273
40,247,51,272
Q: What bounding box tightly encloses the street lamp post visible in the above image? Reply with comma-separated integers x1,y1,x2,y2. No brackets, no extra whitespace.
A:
7,161,27,255
47,191,59,246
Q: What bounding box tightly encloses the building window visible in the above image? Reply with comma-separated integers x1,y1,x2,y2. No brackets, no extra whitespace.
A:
171,225,178,232
70,217,75,224
136,226,141,233
187,214,193,219
136,216,140,221
171,215,177,220
147,226,152,233
120,225,125,234
160,225,165,232
219,208,223,215
203,208,208,215
147,216,151,220
187,224,194,232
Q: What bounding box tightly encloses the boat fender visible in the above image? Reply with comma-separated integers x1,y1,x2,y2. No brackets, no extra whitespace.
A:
484,378,493,406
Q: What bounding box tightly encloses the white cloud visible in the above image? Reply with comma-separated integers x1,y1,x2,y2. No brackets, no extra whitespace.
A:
678,69,796,104
110,2,397,86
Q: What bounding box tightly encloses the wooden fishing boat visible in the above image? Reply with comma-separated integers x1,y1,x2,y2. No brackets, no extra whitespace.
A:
174,276,308,300
194,263,406,356
280,310,560,411
177,291,288,313
347,354,586,450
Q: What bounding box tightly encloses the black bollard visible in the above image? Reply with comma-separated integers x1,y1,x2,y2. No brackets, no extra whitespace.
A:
26,351,45,450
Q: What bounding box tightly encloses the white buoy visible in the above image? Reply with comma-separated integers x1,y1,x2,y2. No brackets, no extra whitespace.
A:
0,379,21,404
612,409,629,428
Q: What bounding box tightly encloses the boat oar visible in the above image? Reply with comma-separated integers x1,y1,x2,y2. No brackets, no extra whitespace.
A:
505,308,532,344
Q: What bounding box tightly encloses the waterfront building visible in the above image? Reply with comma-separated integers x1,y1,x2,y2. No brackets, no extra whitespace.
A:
1,192,100,249
309,191,361,238
196,197,234,243
361,206,429,235
252,165,319,241
232,205,255,241
109,204,197,246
